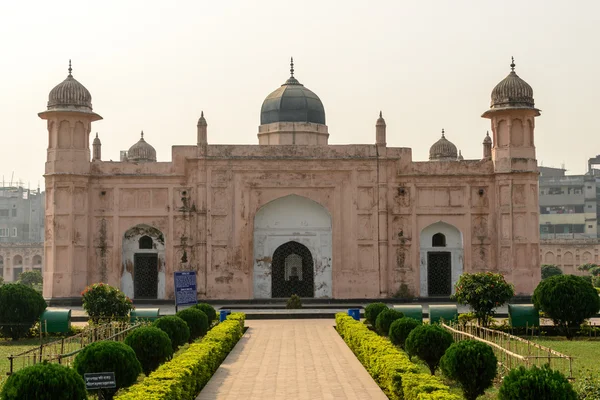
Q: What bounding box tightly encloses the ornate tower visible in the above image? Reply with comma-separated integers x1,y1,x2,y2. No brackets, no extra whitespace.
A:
482,58,541,294
38,61,102,298
92,133,101,161
376,111,386,145
197,111,207,145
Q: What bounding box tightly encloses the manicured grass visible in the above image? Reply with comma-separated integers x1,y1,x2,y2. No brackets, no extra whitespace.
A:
533,337,600,378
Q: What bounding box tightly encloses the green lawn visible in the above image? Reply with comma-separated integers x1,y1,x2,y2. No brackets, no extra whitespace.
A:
0,337,53,388
533,337,600,378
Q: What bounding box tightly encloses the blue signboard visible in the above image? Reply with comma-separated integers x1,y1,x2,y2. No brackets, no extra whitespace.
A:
174,271,198,306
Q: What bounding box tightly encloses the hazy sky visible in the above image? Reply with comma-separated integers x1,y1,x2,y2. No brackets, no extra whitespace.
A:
1,1,599,188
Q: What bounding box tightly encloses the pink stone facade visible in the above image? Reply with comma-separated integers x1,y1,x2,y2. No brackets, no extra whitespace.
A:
40,61,541,300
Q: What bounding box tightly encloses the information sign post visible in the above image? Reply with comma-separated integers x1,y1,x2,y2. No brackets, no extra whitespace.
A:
174,271,198,313
84,372,116,400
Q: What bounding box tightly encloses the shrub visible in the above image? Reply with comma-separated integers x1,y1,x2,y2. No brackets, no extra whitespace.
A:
335,313,459,400
286,294,302,309
405,324,454,375
18,270,43,287
115,313,246,400
389,317,420,349
541,264,563,280
532,275,600,339
593,275,600,288
364,302,388,326
193,303,217,324
153,316,190,351
74,340,142,398
0,362,86,400
0,283,47,340
578,263,600,276
498,365,577,400
124,327,173,375
81,283,134,323
440,340,497,400
375,308,403,335
176,307,209,340
452,272,515,327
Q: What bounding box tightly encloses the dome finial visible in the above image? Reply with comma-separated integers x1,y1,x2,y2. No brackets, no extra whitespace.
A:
379,110,382,118
201,110,204,118
95,132,98,138
141,130,144,139
290,57,294,78
441,128,445,138
510,56,515,72
68,59,72,76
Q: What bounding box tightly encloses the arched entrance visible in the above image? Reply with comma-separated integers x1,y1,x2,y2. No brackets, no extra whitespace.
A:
253,195,332,298
272,241,314,297
121,225,166,300
419,222,463,297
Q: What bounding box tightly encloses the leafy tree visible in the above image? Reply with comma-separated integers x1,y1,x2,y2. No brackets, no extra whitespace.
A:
0,283,47,340
440,340,497,400
0,362,87,400
74,341,142,399
541,264,563,280
452,272,515,327
498,365,577,400
388,317,420,349
578,263,600,277
364,302,388,326
532,274,600,339
375,308,403,336
124,327,173,375
405,324,454,375
81,283,134,323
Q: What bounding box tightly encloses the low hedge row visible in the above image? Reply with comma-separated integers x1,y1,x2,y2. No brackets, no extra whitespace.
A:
335,313,459,400
115,312,246,400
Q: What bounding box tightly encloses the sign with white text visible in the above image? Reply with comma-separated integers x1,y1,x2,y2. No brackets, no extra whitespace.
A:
174,271,198,306
84,372,116,390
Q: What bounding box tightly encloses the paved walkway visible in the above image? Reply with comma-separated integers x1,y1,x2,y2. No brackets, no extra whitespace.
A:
196,320,387,400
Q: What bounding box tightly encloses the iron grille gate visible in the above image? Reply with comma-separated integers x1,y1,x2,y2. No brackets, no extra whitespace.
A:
272,241,314,298
427,252,452,296
134,254,158,299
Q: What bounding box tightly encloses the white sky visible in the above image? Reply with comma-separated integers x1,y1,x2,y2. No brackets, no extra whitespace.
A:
1,0,599,187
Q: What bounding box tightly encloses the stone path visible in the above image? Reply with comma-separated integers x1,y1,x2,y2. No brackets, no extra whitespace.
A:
196,319,387,400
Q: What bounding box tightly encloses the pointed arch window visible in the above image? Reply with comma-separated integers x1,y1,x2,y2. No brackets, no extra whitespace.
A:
432,233,446,247
139,235,153,250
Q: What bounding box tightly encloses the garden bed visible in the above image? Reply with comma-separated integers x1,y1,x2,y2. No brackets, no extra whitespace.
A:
114,312,246,400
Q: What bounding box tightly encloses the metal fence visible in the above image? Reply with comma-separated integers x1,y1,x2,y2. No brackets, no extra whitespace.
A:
5,321,146,375
442,322,573,379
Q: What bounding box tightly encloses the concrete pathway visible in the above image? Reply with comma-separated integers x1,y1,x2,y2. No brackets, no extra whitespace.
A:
196,320,387,400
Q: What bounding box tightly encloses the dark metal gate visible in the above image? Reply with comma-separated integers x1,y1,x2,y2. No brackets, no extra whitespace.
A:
271,241,314,298
134,254,158,299
427,252,451,296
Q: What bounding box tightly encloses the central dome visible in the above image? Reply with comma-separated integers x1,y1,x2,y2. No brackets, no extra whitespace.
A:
127,131,156,163
260,59,326,125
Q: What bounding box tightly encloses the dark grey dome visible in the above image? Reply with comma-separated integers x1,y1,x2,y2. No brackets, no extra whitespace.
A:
429,130,458,161
128,131,156,162
260,59,326,125
48,61,93,111
490,58,534,109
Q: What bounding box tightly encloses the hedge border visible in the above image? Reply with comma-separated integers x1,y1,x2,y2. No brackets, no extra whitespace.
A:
335,313,459,400
115,312,246,400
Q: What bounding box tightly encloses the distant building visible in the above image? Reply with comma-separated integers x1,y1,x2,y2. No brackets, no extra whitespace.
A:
0,186,44,282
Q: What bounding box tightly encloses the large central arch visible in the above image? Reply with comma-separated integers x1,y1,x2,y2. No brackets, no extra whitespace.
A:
253,194,332,298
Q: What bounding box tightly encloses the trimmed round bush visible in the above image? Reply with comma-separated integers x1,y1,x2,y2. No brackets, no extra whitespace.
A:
375,308,404,336
365,302,388,326
176,307,209,340
389,317,420,349
498,365,577,400
440,340,497,400
0,362,87,400
73,340,142,397
541,264,563,280
0,283,47,340
405,324,454,375
124,326,173,375
193,303,217,324
532,274,600,339
153,315,190,351
81,282,134,323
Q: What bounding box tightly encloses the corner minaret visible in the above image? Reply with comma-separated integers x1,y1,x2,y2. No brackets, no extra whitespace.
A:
482,58,541,294
197,111,207,145
482,57,540,173
38,61,101,299
92,133,101,161
376,111,386,145
482,131,492,159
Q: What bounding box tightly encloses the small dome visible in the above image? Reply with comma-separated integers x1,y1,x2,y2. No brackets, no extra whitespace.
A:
47,61,93,111
490,58,534,109
483,131,492,144
429,130,458,161
93,133,101,145
260,58,326,125
127,131,156,162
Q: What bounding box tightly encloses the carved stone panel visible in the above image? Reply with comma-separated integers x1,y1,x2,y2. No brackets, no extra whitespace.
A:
513,184,526,205
357,187,375,211
500,185,510,206
357,215,372,240
358,245,375,271
472,215,488,240
471,187,489,208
